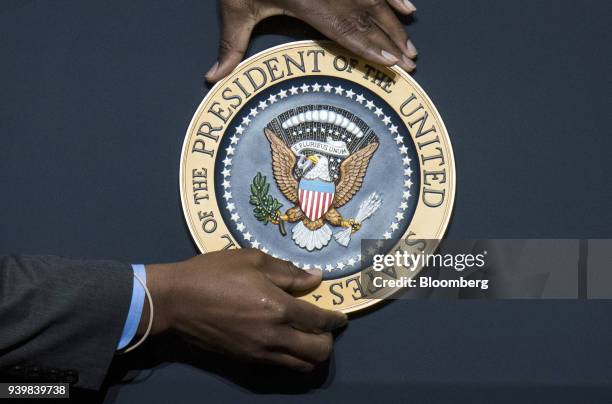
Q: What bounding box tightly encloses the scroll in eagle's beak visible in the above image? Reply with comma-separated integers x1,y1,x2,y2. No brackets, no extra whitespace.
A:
307,155,319,165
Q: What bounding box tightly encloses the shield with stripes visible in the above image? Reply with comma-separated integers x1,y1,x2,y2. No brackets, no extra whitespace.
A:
298,179,335,221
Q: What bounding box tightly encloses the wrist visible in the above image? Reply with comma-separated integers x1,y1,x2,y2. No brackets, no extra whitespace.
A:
138,263,175,335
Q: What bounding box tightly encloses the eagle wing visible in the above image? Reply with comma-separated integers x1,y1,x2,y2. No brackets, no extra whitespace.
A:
333,142,379,208
264,127,298,203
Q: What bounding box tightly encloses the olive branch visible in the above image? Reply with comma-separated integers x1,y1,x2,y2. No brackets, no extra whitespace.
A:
249,172,286,236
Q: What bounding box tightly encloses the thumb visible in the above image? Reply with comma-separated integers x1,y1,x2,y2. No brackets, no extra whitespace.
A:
259,255,323,293
205,8,256,83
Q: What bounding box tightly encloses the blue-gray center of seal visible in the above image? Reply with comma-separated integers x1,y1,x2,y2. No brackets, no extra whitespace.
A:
214,76,420,280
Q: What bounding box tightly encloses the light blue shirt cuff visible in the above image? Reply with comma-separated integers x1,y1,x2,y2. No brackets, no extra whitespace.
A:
117,264,147,350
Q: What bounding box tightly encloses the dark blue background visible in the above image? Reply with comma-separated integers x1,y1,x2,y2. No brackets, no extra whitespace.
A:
1,0,610,403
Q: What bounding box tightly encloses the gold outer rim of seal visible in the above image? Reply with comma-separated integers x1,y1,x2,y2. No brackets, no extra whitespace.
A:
179,40,456,314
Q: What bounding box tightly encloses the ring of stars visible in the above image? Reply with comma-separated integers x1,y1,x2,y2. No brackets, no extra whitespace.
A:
220,81,414,272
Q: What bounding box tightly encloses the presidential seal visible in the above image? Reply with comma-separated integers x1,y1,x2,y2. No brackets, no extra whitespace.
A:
180,41,455,313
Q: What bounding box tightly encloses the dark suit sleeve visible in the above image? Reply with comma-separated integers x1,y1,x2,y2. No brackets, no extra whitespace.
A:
0,255,133,390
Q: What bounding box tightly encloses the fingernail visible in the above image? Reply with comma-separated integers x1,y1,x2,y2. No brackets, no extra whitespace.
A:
403,0,417,12
404,0,416,13
402,55,416,71
205,61,219,79
305,267,323,278
380,50,399,64
405,40,418,58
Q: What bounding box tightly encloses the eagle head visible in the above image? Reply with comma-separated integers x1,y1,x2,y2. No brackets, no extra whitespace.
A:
301,153,331,181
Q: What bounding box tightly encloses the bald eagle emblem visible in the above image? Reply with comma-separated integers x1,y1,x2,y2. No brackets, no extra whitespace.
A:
251,106,382,251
